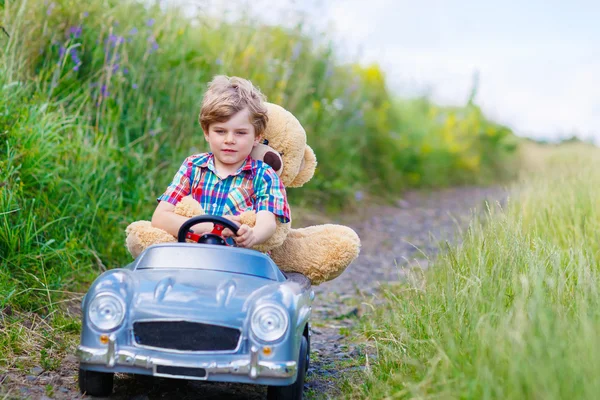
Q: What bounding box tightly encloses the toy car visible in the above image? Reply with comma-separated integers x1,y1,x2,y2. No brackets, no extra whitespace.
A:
76,215,313,399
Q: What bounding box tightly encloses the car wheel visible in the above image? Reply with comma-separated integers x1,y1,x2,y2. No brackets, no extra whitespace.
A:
267,336,308,400
78,368,114,397
305,330,311,373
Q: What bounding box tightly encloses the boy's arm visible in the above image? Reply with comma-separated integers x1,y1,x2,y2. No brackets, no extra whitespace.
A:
152,201,213,237
233,210,276,248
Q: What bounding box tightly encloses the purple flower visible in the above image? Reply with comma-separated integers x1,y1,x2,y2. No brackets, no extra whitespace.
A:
132,83,138,89
83,11,89,17
69,48,81,66
58,45,66,60
112,64,119,73
146,18,155,27
69,25,82,39
46,2,55,16
215,58,223,66
147,36,159,53
129,27,138,35
73,65,80,71
107,34,123,46
101,85,109,97
354,191,364,202
123,67,129,75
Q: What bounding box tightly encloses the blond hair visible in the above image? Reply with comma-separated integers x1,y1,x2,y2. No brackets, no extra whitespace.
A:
199,75,268,137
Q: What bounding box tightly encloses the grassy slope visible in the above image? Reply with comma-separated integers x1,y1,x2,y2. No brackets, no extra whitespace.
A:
342,143,600,399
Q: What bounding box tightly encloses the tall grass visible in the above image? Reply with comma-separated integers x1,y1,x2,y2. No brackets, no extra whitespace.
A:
2,0,516,206
344,143,600,399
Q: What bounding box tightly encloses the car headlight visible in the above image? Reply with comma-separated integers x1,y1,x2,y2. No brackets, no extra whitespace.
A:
88,293,125,331
251,303,289,342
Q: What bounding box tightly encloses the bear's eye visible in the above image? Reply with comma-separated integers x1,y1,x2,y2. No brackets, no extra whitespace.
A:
279,151,284,156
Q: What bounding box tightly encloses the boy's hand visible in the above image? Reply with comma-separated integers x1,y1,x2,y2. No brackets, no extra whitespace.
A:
221,214,241,238
233,224,257,248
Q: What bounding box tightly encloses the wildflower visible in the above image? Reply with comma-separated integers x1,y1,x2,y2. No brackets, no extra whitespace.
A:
69,26,82,39
47,2,55,16
147,36,159,53
129,27,138,36
107,34,123,46
146,18,155,27
83,11,89,17
354,191,364,202
112,64,119,73
58,45,66,61
70,48,81,70
132,83,138,89
101,85,109,97
215,58,223,66
123,67,129,74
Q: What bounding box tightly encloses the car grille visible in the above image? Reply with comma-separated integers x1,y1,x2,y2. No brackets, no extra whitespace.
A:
133,321,241,352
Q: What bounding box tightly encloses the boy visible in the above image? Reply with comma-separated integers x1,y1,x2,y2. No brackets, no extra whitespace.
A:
151,76,290,248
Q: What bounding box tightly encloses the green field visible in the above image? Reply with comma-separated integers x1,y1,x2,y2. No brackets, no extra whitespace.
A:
342,143,600,399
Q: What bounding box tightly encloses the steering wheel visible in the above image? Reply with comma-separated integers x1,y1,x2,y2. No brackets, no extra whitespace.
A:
177,215,240,246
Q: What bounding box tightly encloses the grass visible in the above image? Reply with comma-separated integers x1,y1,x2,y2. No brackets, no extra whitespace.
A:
342,143,600,399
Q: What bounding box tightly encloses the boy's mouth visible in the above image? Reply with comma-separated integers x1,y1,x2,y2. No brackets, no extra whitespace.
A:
222,149,237,153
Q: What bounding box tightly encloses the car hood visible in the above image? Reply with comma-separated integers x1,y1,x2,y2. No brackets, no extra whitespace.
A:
128,269,279,327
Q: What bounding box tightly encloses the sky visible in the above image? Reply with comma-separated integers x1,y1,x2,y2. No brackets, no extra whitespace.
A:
167,0,600,141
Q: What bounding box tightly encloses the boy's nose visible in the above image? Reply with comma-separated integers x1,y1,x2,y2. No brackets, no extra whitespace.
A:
224,132,235,143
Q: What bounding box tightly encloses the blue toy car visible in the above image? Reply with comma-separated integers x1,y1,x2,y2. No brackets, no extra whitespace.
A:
76,215,313,399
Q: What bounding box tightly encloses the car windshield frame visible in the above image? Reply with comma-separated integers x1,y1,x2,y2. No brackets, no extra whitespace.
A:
133,243,284,281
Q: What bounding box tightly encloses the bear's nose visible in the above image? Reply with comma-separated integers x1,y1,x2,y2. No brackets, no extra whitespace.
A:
263,151,282,172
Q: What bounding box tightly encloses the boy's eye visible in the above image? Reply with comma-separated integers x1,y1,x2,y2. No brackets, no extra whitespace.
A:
236,131,247,135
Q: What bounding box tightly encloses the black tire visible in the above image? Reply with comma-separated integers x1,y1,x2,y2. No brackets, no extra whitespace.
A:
305,329,311,373
267,336,308,400
79,368,114,397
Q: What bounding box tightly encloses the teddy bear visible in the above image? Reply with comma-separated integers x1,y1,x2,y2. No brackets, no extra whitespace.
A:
125,102,361,285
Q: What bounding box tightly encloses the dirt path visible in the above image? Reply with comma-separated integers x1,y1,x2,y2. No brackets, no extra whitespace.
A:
1,186,506,399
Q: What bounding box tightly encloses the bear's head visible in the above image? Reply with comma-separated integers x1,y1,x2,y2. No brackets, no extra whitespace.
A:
250,102,317,188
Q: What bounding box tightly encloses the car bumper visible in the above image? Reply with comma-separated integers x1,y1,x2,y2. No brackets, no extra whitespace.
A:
76,337,297,385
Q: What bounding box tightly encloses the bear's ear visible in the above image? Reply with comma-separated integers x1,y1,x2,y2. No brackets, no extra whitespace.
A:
250,143,284,176
288,145,316,188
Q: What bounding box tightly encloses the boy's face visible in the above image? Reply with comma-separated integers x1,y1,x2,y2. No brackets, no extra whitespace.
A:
204,108,260,172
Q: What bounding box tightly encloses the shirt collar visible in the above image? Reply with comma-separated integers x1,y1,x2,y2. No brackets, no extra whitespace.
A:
199,153,254,176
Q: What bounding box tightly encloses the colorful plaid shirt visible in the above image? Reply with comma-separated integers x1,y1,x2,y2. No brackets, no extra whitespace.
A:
157,153,291,223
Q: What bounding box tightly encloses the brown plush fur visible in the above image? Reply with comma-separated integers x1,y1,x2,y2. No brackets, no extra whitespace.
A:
125,102,360,284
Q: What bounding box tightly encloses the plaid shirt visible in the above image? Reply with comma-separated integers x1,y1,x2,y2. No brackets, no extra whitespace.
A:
157,153,291,223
